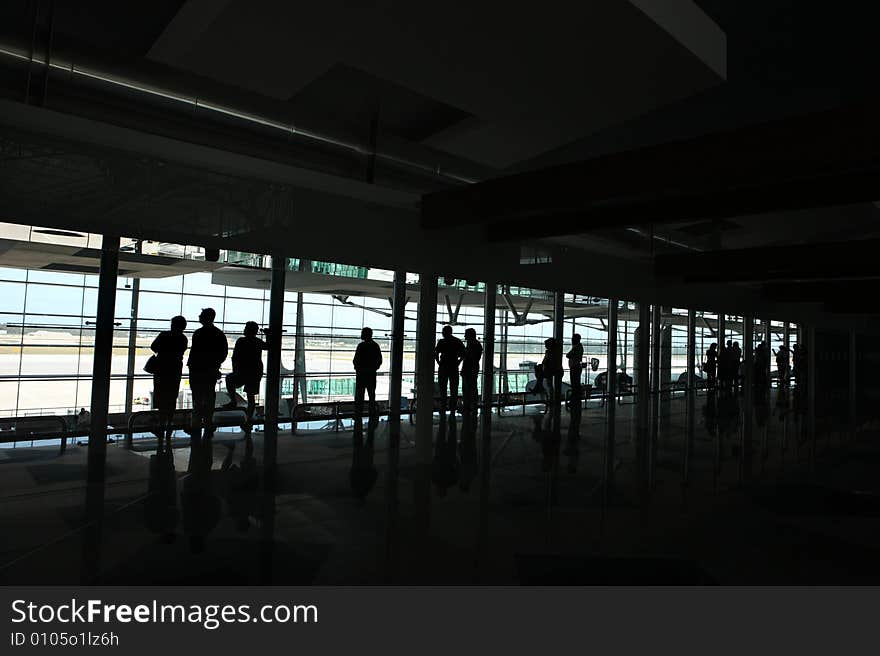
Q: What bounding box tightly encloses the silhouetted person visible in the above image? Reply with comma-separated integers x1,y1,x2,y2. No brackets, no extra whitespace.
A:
754,341,769,388
435,325,465,411
704,342,718,389
719,340,732,390
731,341,743,390
187,308,228,440
776,345,791,388
350,415,379,501
432,413,459,497
567,333,584,398
220,435,258,533
150,316,187,445
461,328,483,410
144,441,179,544
353,327,382,416
223,321,267,425
534,337,563,404
76,407,90,430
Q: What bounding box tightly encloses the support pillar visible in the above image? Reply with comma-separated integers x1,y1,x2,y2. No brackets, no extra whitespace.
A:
293,259,309,405
481,281,496,430
86,235,119,484
742,316,754,484
637,302,651,498
764,319,772,386
388,271,407,442
783,320,791,386
415,272,438,462
553,292,564,404
684,309,696,487
849,330,857,437
123,241,141,419
650,304,661,450
605,298,618,496
807,325,817,461
263,255,286,469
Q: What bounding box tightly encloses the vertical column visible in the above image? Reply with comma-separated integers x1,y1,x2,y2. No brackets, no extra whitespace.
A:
481,282,496,432
263,255,286,469
849,330,857,437
783,320,790,386
415,272,438,462
807,325,817,460
605,298,618,495
764,319,771,386
293,259,309,405
86,235,119,484
684,309,696,486
742,316,754,483
388,271,407,443
123,241,141,418
637,302,651,497
650,304,661,440
553,292,564,404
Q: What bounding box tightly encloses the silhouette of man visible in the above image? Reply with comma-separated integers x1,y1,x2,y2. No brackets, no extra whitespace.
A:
353,327,382,416
705,342,718,389
461,327,483,410
731,341,743,390
187,308,228,439
435,325,465,411
223,321,267,425
566,334,584,396
776,345,790,388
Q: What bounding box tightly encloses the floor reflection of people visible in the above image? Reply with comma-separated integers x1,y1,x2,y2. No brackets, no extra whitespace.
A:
717,391,741,453
432,412,459,497
703,390,718,437
221,436,259,532
181,436,221,553
144,442,179,543
458,408,478,492
563,401,581,474
350,415,379,501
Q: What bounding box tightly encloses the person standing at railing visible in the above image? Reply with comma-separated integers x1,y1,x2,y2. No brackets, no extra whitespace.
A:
461,327,483,411
435,325,465,412
187,308,228,439
150,315,187,447
566,334,584,399
353,327,383,417
222,321,268,426
704,342,718,389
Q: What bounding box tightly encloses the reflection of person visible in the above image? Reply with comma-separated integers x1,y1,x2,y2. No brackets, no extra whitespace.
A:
461,328,483,410
353,327,382,416
432,413,459,496
187,308,228,439
144,443,179,543
349,416,379,501
181,436,221,553
221,436,258,533
435,326,465,411
224,321,267,425
151,315,187,444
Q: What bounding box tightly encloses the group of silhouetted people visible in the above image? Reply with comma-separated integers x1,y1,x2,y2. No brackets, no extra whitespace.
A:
703,337,805,392
149,308,269,443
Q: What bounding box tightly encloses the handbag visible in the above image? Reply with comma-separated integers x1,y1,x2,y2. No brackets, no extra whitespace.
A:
144,355,159,374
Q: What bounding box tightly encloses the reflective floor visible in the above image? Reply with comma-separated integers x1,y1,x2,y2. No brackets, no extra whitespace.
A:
2,387,879,584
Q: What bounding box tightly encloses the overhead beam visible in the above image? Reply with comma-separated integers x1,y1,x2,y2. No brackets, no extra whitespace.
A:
421,97,880,239
656,239,880,283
